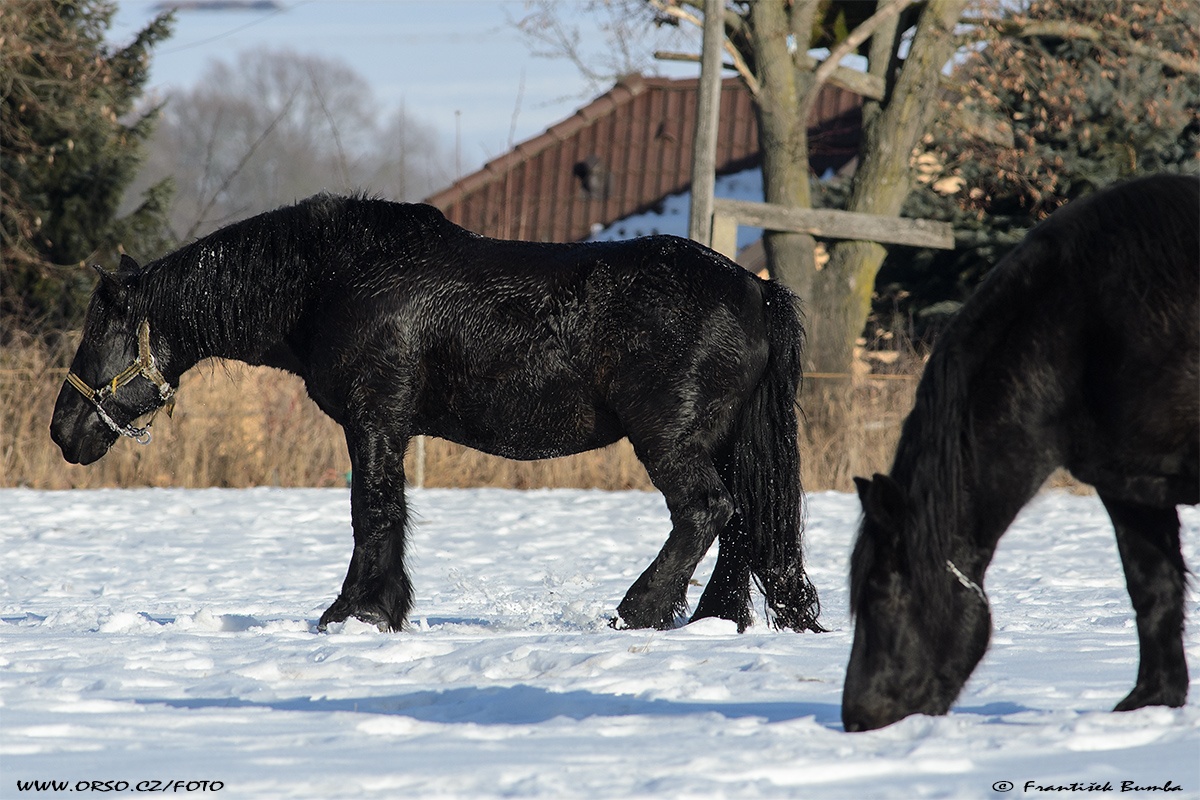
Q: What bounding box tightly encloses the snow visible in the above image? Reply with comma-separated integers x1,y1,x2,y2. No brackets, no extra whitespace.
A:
2,488,1198,799
588,168,765,250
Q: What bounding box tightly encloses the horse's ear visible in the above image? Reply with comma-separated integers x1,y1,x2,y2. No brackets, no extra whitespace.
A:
859,473,907,536
92,263,121,294
853,476,872,506
92,257,141,301
117,253,142,278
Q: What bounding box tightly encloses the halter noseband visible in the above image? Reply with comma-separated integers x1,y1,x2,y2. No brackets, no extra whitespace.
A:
65,319,176,445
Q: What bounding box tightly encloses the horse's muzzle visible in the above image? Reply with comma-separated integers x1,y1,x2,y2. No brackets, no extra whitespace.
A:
51,392,118,465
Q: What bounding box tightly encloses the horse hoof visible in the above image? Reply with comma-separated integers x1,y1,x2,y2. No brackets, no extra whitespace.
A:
611,611,662,630
317,613,393,633
1114,685,1187,712
319,598,397,632
610,609,684,630
317,609,346,632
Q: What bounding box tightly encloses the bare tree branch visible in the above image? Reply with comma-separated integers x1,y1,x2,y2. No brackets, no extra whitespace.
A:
806,0,916,115
508,68,526,151
305,64,353,193
998,19,1198,74
183,90,299,242
647,0,760,94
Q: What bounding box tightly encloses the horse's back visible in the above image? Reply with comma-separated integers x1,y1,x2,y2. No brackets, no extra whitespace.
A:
1052,175,1199,502
335,200,765,324
1056,174,1198,302
936,175,1198,505
1072,175,1199,418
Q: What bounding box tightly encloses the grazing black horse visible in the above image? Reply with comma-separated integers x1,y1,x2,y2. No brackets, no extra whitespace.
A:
843,174,1199,732
50,195,822,635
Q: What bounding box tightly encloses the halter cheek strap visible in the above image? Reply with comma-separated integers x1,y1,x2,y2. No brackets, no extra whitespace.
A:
945,559,987,605
66,319,176,444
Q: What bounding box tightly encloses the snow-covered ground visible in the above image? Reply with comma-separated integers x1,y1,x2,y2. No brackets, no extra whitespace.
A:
2,488,1198,799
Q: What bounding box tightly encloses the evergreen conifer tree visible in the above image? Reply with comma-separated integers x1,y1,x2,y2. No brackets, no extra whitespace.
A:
871,0,1199,341
1,0,174,338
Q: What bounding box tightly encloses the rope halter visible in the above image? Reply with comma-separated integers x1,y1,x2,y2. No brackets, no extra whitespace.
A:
65,319,176,445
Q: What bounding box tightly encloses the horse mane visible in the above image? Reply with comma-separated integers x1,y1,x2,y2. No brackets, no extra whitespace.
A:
865,173,1199,620
873,220,1061,619
881,336,976,618
128,194,453,363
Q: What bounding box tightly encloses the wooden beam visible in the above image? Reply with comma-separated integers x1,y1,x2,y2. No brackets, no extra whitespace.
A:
712,197,955,250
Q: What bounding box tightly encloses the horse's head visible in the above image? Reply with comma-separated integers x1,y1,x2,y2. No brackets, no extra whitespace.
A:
842,473,992,732
51,256,178,465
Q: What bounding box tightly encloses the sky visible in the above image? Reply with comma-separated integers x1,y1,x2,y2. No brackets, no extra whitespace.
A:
109,0,702,180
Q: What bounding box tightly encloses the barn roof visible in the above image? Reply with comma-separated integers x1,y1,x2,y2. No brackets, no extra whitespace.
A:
424,74,861,243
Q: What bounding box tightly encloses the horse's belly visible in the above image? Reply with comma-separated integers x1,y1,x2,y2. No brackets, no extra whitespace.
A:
414,382,624,460
439,426,625,461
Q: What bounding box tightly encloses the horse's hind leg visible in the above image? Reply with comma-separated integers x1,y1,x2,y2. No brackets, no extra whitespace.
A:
1100,494,1188,711
691,513,753,631
615,455,733,630
318,421,413,633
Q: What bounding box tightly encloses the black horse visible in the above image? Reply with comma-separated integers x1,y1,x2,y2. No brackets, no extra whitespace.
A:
50,195,822,635
843,174,1199,732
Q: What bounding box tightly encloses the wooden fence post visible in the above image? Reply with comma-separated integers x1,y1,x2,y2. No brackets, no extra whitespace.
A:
687,0,725,246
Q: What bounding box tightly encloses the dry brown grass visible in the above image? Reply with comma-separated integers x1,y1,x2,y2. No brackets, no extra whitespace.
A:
801,374,918,491
2,335,955,492
2,334,349,489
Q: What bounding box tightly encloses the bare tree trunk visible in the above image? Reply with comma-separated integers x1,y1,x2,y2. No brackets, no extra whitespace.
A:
810,0,967,378
748,0,818,300
801,0,965,487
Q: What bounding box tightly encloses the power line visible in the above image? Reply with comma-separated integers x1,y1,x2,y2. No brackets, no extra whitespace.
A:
155,0,313,54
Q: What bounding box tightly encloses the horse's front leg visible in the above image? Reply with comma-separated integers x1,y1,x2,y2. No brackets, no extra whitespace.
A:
318,421,412,632
1100,494,1189,711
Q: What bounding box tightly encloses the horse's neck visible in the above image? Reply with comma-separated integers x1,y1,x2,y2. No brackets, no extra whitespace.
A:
903,347,1063,572
146,244,310,372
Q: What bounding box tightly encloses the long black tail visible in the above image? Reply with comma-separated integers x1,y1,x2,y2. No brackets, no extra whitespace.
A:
723,279,823,632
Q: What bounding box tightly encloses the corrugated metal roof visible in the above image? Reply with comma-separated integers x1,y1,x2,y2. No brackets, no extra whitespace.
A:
424,74,861,243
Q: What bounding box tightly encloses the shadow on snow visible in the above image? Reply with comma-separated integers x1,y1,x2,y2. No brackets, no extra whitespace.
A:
139,684,844,728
